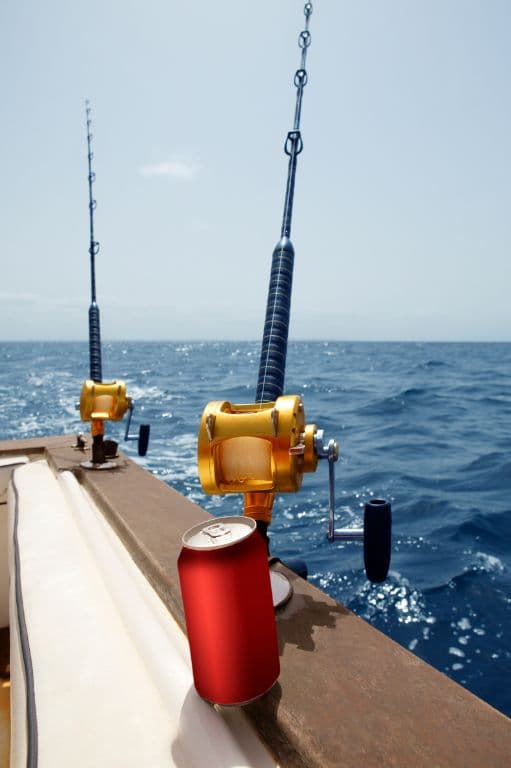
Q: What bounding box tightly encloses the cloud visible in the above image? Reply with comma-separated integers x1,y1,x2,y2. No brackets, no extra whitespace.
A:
139,160,200,180
0,292,82,308
0,292,39,304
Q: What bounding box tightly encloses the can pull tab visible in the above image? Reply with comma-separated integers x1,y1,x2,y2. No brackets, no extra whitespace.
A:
201,523,232,542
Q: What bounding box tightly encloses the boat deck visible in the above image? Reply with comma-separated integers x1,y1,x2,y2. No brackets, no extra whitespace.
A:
1,434,510,768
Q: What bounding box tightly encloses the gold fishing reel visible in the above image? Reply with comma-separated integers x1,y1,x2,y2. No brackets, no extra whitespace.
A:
198,395,321,523
78,380,150,467
79,379,131,469
79,379,131,422
198,394,392,583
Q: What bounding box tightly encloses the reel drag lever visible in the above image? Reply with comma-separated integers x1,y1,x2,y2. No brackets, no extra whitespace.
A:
315,431,392,583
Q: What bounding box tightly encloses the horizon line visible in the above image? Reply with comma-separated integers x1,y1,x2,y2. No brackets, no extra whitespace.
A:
1,338,511,345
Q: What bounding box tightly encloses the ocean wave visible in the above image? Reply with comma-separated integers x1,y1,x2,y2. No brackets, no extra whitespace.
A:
440,454,511,493
447,510,511,554
357,387,445,417
417,359,450,370
2,340,511,717
125,384,168,401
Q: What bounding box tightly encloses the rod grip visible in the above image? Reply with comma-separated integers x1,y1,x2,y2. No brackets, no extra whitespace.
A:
88,302,102,382
256,237,294,403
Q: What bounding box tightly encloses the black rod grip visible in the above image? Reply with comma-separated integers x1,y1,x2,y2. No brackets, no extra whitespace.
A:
88,302,102,382
256,236,294,402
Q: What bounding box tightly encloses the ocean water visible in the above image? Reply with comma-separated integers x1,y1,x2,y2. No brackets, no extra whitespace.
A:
1,340,510,717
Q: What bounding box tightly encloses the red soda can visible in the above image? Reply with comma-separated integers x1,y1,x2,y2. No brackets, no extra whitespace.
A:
178,516,280,705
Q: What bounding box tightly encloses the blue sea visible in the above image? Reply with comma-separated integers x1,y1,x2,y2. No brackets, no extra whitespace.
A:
1,340,510,717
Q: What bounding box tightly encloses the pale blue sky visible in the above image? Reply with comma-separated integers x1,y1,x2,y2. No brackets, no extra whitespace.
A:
1,0,510,341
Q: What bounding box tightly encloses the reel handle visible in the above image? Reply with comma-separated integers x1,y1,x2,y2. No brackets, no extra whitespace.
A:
315,431,392,582
124,402,150,457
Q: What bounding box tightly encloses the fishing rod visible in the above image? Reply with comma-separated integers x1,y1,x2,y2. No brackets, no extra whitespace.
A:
255,2,312,404
79,102,150,467
197,3,391,590
86,101,102,383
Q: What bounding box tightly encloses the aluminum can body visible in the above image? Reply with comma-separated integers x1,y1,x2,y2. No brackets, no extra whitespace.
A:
178,516,280,705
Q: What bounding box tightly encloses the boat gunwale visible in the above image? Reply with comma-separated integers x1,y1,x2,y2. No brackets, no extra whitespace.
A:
1,434,510,768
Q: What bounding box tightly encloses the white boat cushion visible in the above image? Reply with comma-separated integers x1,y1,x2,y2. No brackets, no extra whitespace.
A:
8,460,276,768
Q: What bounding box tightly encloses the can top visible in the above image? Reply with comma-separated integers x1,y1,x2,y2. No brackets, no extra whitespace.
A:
182,515,256,551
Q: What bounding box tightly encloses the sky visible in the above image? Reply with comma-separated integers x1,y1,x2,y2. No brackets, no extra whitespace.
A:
1,0,511,342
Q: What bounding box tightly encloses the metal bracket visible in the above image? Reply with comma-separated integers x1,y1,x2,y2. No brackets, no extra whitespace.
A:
314,430,363,542
313,428,392,582
205,413,216,442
